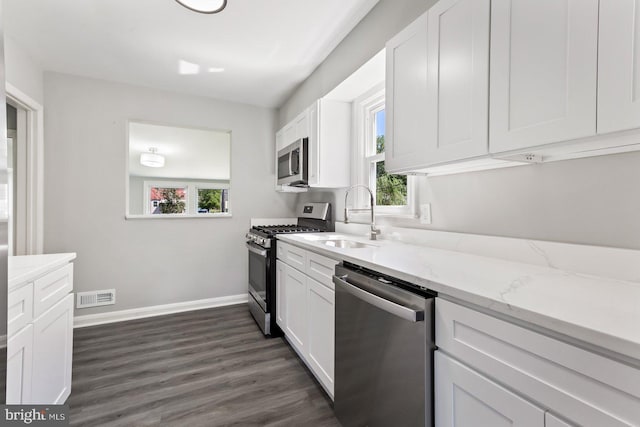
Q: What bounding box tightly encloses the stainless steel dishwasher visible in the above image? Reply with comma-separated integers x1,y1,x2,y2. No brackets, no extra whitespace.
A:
333,262,436,427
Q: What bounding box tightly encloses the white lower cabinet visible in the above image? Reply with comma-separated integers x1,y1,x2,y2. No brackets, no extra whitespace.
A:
276,241,338,398
6,256,75,404
6,324,34,404
306,277,335,394
31,293,74,404
282,263,308,353
435,351,544,427
275,260,286,329
435,298,640,426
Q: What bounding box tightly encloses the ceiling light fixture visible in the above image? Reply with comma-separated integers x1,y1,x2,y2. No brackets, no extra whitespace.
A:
140,147,165,168
175,0,227,14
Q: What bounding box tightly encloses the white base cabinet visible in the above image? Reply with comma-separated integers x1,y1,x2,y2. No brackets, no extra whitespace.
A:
6,255,75,404
276,241,337,398
435,298,640,426
31,294,74,404
6,324,33,404
435,351,544,427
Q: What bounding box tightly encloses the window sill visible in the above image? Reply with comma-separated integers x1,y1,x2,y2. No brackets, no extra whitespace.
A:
347,211,417,223
125,213,233,220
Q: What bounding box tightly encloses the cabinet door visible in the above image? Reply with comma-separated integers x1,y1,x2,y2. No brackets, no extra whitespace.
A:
6,324,33,404
385,14,429,173
306,278,335,397
489,0,598,153
435,352,544,427
597,0,640,134
283,264,307,353
307,101,320,186
426,0,490,164
283,123,296,147
275,260,286,329
31,293,74,404
294,111,309,140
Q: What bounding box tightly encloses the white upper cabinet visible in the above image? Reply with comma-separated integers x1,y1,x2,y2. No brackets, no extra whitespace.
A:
386,0,490,173
385,14,429,172
489,0,599,153
307,99,351,188
597,0,640,134
426,0,490,164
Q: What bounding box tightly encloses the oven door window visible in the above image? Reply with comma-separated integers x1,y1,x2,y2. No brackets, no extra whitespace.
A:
278,152,291,179
248,243,268,311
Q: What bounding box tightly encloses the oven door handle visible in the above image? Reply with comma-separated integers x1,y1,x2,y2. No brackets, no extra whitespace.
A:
333,274,424,322
246,242,268,258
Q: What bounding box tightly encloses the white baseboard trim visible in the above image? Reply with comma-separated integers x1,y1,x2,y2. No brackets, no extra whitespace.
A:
73,294,248,328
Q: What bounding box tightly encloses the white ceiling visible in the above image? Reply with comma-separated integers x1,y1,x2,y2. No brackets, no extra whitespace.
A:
129,122,231,180
4,0,380,108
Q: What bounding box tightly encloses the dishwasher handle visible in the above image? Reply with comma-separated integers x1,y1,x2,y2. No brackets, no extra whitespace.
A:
333,274,425,322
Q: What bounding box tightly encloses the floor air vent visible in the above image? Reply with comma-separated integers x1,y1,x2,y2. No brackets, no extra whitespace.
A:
77,289,116,308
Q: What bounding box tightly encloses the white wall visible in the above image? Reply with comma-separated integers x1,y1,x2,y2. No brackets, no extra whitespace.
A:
44,72,297,315
4,35,43,104
279,0,436,127
284,0,640,251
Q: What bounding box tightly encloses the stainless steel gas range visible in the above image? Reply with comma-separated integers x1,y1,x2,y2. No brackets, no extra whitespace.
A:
245,202,334,336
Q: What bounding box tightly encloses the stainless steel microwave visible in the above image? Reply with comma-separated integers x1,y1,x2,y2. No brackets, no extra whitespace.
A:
277,138,308,187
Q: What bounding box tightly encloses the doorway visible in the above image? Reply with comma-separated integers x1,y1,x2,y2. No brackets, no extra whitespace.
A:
5,84,44,256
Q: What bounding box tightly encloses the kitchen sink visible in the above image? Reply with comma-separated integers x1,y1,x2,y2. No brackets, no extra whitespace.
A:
319,239,376,249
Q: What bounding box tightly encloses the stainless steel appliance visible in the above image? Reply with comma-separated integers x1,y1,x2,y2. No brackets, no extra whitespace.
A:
333,262,436,427
246,202,333,336
277,138,308,187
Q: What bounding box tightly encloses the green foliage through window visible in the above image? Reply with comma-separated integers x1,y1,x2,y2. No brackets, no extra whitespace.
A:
375,136,407,206
198,189,223,213
158,188,186,214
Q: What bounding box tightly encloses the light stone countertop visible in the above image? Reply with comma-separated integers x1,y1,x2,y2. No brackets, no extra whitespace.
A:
278,233,640,363
9,253,77,291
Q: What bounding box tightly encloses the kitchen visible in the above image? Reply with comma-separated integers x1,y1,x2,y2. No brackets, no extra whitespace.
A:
1,0,640,426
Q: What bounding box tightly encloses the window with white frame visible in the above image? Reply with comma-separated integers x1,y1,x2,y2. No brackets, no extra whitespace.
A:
354,86,414,216
144,181,229,215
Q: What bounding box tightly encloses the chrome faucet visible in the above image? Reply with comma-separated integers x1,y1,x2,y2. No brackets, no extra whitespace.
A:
344,185,381,240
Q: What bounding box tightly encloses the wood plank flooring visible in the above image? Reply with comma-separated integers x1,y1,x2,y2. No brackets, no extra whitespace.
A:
68,304,340,427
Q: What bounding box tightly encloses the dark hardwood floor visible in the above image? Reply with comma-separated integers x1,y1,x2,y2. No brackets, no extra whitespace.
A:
68,304,340,427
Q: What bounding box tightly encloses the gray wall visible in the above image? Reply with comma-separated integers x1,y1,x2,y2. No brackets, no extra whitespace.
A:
279,0,436,126
285,0,640,250
44,72,297,315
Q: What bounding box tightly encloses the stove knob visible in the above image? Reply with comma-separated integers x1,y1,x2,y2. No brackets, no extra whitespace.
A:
258,237,266,246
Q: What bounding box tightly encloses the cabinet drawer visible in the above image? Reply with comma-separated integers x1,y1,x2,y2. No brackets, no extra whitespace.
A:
34,263,73,318
8,283,34,337
305,251,338,290
277,241,306,272
436,298,640,426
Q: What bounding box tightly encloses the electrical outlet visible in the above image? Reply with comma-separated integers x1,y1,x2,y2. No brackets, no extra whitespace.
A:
420,203,432,224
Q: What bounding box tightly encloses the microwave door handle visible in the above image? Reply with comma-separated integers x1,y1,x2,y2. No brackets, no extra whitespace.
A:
288,152,293,176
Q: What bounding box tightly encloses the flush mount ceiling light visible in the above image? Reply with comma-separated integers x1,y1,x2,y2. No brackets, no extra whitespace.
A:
140,147,165,168
175,0,227,14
